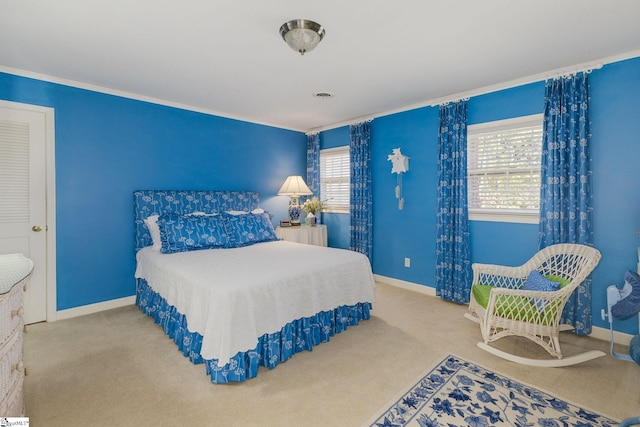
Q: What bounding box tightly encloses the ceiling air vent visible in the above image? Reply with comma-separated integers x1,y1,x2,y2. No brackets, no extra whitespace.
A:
313,91,334,99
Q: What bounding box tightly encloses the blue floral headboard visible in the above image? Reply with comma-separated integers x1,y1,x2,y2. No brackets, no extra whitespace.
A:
134,190,260,252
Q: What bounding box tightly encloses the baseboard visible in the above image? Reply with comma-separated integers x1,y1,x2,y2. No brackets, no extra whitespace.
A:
374,274,436,296
589,325,633,347
54,295,136,321
374,274,633,347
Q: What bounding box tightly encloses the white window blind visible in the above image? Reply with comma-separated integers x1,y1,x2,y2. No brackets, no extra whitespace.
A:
467,114,543,223
0,120,30,223
320,146,350,213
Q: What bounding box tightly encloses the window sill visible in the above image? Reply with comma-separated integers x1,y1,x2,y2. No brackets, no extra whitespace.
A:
322,209,349,214
469,211,539,224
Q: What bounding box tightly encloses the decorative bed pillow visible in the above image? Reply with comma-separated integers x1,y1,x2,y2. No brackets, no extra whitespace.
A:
157,213,233,253
143,215,162,251
223,212,279,247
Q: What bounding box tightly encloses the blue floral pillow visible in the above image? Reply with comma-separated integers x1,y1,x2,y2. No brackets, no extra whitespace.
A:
522,270,561,313
157,213,233,253
523,270,560,293
223,212,279,247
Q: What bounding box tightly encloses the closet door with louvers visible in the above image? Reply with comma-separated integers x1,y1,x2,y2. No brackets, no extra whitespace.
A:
0,106,47,324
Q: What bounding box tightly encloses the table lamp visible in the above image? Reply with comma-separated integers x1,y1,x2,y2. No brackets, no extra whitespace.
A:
277,175,312,225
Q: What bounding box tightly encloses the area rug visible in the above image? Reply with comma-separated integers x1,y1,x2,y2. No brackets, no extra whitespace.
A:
367,355,618,427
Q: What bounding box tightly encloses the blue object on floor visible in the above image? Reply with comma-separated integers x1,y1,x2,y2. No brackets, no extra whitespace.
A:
612,270,640,319
620,417,640,427
603,275,640,364
629,334,640,365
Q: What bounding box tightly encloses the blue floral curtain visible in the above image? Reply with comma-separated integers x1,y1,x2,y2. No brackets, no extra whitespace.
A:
349,121,373,263
436,100,472,303
539,73,594,334
306,133,320,196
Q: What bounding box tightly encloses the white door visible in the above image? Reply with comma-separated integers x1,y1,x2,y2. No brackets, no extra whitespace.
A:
0,105,48,324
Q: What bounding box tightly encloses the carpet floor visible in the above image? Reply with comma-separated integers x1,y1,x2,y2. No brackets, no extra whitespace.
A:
23,282,640,426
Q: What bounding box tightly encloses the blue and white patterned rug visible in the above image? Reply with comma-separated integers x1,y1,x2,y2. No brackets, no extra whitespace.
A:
367,355,618,427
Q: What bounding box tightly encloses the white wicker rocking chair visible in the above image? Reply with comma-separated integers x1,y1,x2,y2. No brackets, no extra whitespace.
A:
465,243,606,367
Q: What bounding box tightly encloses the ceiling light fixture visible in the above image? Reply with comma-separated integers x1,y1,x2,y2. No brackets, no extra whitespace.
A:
279,19,325,55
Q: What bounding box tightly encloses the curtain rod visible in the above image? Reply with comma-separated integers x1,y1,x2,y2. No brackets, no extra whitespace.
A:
543,62,603,80
306,117,374,135
428,62,603,107
349,118,374,126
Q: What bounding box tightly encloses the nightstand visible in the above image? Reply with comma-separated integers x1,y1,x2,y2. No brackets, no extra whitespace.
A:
275,224,328,247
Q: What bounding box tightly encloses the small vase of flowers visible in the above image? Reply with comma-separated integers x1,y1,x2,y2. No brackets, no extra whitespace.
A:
302,196,326,226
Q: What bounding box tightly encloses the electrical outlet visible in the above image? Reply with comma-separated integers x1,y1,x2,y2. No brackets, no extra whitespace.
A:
404,258,411,268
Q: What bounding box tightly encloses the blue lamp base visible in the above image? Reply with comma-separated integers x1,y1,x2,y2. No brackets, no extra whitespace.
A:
288,196,302,224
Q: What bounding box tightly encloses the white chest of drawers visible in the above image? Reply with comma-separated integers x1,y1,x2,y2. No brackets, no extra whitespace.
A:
0,253,33,417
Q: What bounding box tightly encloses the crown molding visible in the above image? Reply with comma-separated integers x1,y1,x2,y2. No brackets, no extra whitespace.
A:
0,65,304,132
307,49,640,134
2,48,639,135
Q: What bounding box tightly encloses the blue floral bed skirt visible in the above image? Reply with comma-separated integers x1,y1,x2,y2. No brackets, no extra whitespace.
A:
135,279,372,383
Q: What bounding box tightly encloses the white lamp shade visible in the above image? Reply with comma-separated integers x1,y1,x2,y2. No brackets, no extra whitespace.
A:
277,175,312,196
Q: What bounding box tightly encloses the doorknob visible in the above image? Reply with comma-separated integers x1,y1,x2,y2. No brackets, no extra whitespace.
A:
32,225,42,232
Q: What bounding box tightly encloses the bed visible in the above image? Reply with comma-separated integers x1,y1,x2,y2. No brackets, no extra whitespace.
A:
133,190,376,383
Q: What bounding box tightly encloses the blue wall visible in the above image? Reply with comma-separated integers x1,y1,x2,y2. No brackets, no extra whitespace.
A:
0,72,306,310
320,57,640,335
590,58,640,335
2,56,639,336
371,107,439,285
371,83,543,284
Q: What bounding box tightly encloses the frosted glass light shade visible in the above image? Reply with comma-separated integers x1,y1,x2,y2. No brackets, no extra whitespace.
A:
279,20,325,55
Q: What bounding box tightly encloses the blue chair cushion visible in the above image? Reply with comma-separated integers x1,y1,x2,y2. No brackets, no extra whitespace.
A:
611,270,640,319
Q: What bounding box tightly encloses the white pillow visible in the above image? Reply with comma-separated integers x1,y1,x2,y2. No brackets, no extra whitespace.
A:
185,211,219,216
226,209,264,215
143,214,161,251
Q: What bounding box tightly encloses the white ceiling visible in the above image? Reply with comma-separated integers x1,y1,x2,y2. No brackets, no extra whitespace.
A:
1,1,640,132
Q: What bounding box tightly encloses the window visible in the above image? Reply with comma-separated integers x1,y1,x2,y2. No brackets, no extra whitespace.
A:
467,114,543,223
320,146,350,213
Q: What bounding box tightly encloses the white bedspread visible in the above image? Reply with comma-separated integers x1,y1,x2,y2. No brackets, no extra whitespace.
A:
135,240,376,366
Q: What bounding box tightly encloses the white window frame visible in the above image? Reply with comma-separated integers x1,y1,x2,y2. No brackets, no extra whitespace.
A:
320,146,350,213
467,114,543,224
